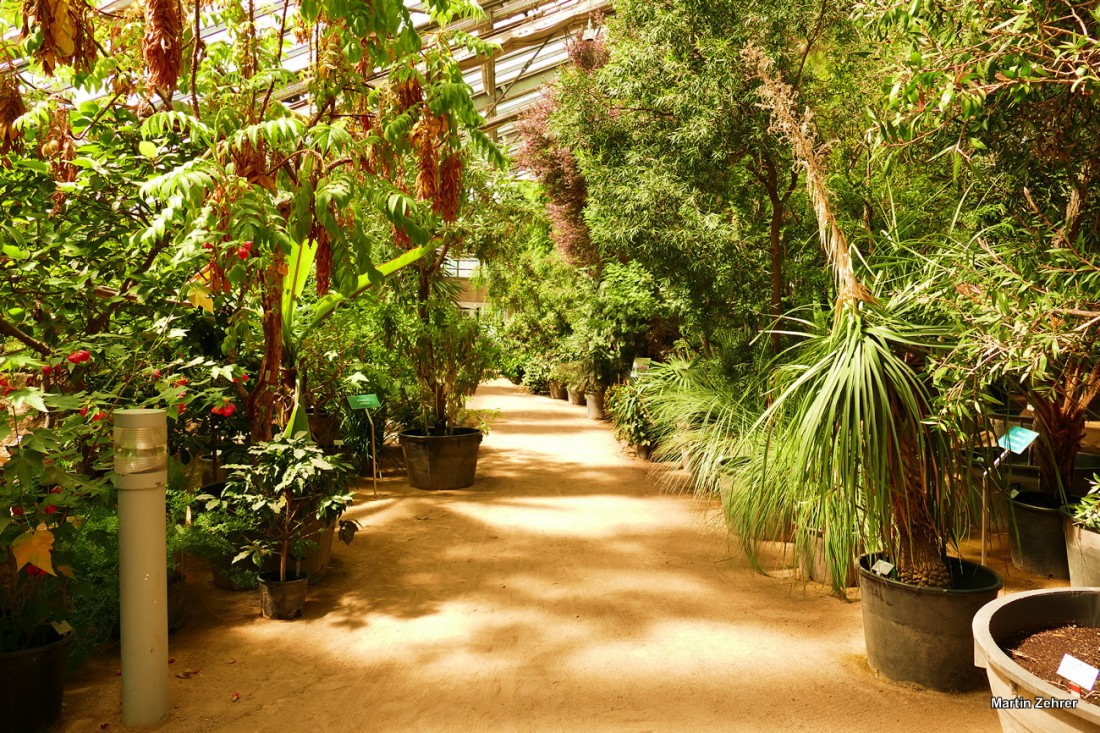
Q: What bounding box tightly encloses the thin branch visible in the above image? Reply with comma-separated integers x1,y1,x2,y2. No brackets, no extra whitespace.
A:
0,317,51,356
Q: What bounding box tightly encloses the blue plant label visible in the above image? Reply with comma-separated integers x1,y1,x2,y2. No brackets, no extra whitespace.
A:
1057,654,1099,691
998,426,1040,454
348,393,380,410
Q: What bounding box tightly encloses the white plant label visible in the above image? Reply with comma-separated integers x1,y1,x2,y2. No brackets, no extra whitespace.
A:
871,560,894,577
1057,654,1099,691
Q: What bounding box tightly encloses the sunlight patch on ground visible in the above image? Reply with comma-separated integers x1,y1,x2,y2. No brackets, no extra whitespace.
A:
446,495,693,537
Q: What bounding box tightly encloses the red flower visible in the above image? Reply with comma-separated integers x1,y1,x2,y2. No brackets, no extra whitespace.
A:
10,506,23,516
50,487,62,495
236,241,253,260
45,505,57,515
24,564,45,577
177,403,186,415
203,242,214,250
152,369,162,378
211,403,236,417
233,372,249,384
42,365,53,375
80,406,89,417
66,350,91,364
176,378,188,386
92,411,106,422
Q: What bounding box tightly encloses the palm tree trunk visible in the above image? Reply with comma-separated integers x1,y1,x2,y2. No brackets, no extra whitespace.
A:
892,407,951,588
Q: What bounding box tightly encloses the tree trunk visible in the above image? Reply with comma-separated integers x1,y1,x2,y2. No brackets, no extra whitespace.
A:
891,397,951,588
768,189,783,355
248,249,286,443
1030,387,1088,501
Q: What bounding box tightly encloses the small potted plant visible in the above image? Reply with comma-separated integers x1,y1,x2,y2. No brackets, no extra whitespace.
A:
606,382,658,459
209,435,353,619
1,434,110,732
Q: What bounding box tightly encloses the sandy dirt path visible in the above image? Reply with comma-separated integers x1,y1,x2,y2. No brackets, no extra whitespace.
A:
59,379,1014,732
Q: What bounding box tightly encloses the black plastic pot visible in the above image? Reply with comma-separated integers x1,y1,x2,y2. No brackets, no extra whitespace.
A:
858,554,1003,691
0,629,74,733
974,588,1100,731
400,428,483,490
1009,492,1070,579
258,572,309,620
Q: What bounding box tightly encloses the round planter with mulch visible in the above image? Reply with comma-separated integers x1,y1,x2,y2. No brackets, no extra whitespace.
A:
974,587,1100,731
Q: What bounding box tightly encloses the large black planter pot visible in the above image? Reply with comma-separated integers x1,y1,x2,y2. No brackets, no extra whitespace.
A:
1009,492,1070,579
973,588,1100,731
258,572,309,620
858,554,1003,691
0,630,74,733
400,428,483,491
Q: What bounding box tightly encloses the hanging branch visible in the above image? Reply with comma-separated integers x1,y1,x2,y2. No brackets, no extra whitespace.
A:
746,44,872,311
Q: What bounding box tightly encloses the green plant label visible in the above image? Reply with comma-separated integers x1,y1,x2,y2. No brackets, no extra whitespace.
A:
998,426,1039,454
348,393,380,410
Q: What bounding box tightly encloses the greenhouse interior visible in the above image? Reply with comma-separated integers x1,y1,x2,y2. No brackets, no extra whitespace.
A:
2,0,1100,731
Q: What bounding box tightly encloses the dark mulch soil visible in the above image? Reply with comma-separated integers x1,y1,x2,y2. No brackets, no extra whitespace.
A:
1003,624,1100,703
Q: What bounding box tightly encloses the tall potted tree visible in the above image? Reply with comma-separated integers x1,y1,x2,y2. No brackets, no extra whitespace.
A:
396,293,496,490
725,49,1003,691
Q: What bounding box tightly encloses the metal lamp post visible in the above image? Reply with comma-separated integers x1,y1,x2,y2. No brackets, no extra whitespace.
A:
113,409,170,726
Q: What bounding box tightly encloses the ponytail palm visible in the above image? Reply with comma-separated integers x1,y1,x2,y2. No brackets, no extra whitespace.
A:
732,48,975,592
746,298,970,591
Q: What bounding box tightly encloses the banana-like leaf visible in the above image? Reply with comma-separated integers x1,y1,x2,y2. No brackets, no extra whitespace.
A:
308,244,435,330
281,237,319,355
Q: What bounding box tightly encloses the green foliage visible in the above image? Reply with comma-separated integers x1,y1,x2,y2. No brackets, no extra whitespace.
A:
1071,480,1100,534
606,382,658,449
0,432,112,652
215,435,353,582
